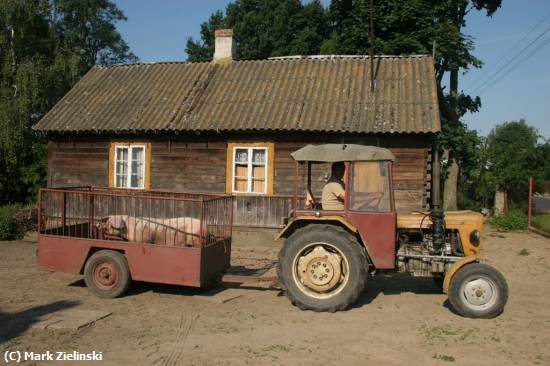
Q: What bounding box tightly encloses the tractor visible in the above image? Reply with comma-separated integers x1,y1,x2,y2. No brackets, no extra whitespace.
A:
275,144,508,318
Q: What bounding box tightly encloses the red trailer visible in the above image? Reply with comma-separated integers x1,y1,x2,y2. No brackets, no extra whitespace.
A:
37,187,234,297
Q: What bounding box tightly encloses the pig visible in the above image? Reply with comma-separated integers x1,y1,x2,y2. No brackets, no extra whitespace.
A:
98,215,206,247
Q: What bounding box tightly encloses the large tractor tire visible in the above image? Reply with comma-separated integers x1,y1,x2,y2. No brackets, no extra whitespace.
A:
448,263,508,319
84,250,131,298
277,224,368,312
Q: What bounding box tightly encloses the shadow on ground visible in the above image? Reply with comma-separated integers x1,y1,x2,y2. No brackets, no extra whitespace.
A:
67,271,448,310
353,272,442,309
0,300,80,342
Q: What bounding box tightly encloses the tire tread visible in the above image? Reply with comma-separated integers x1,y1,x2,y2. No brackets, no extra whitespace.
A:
448,262,508,319
277,224,368,312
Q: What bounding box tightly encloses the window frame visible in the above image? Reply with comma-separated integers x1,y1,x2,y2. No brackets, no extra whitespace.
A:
348,160,392,213
226,142,274,196
109,142,151,190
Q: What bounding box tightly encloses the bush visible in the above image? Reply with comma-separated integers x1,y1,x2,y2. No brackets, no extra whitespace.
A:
531,214,550,233
489,210,528,231
0,204,35,240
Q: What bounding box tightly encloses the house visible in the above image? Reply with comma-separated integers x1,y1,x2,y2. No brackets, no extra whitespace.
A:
33,29,441,229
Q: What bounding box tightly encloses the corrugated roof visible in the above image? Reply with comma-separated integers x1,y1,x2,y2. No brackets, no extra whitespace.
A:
33,55,441,134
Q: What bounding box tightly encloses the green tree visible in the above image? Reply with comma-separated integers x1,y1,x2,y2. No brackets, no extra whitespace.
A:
52,0,137,74
186,0,329,61
485,120,544,208
0,0,136,204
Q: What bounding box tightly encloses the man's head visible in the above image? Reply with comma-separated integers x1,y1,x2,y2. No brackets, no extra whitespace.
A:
331,162,345,180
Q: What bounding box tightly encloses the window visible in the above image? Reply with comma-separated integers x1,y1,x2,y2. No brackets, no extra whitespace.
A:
349,161,391,212
109,142,151,189
226,142,274,195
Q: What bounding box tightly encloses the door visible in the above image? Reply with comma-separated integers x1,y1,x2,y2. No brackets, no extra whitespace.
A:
345,161,397,269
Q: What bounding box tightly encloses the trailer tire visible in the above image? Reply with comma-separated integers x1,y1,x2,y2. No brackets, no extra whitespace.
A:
84,250,131,298
448,262,508,318
277,224,367,312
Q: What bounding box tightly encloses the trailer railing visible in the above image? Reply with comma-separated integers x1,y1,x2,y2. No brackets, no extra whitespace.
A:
38,187,233,248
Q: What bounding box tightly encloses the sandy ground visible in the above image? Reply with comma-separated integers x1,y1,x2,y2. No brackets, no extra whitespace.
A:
1,227,549,366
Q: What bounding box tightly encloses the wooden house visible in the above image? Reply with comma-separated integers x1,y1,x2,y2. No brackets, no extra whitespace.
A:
34,29,441,229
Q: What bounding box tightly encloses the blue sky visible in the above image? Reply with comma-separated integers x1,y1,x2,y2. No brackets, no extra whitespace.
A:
115,0,550,139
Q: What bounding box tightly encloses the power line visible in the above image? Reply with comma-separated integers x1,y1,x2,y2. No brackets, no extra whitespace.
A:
468,11,550,91
470,23,550,95
476,35,550,96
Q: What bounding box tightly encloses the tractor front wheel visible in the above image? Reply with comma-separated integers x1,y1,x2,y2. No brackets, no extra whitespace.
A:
277,224,368,312
448,263,508,318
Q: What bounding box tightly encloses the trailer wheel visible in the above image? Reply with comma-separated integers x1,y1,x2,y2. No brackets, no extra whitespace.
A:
277,224,368,312
84,250,131,298
448,263,508,318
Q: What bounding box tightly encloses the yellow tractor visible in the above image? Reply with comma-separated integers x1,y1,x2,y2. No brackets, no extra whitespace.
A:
276,144,508,318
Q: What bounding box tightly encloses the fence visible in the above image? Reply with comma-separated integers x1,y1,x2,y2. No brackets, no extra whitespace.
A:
528,177,550,235
38,186,233,247
232,195,294,228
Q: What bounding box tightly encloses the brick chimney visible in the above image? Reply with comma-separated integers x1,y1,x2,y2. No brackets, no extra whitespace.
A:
213,29,236,64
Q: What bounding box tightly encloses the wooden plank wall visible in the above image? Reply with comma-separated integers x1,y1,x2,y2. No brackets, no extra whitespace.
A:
150,141,226,192
48,141,109,187
48,135,431,228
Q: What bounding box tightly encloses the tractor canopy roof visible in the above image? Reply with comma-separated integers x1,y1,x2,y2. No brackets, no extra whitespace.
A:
291,144,395,162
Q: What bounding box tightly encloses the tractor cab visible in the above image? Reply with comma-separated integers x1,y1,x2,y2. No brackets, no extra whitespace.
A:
277,144,398,269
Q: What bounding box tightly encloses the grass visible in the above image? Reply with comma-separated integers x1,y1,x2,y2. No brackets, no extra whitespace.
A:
518,248,530,256
261,344,291,352
418,323,480,345
433,354,456,362
531,214,550,234
490,211,528,231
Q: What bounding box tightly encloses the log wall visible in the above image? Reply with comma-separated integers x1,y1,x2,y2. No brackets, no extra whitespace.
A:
48,133,431,228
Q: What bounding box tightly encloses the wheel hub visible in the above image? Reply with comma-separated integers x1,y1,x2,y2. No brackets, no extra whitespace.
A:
463,278,494,306
93,262,118,290
297,245,342,292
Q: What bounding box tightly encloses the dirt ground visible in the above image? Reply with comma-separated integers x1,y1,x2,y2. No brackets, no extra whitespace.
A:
1,227,549,366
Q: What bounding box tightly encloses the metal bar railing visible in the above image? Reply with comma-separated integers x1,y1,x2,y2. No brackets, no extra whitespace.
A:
38,186,234,248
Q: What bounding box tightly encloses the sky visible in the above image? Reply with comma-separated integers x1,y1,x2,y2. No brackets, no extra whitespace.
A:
115,0,550,139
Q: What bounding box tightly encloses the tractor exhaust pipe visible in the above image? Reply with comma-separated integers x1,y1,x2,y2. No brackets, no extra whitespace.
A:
431,144,445,250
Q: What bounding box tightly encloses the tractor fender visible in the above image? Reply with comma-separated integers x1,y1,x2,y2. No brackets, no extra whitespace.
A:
275,216,358,241
442,255,481,293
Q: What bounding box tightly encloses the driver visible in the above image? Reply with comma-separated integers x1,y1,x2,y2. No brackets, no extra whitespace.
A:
321,162,346,210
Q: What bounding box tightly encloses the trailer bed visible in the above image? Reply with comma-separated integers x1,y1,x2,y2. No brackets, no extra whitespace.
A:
37,187,234,288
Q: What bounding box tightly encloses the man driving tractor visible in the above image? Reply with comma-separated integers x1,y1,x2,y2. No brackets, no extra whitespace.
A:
321,162,346,210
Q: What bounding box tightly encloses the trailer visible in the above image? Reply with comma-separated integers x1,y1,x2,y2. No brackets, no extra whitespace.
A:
36,186,240,297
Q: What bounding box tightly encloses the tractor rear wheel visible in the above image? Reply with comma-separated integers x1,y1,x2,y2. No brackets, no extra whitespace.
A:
84,250,131,298
448,263,508,318
277,224,368,312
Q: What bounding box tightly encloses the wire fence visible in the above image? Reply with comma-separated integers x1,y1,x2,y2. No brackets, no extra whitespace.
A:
528,177,550,234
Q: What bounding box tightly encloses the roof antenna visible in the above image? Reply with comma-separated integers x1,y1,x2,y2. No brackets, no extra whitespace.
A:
369,0,376,91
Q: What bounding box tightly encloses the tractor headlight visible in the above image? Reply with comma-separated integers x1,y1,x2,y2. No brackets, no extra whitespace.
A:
470,230,481,246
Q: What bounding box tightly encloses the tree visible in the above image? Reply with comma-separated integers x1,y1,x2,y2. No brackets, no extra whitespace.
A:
52,0,137,74
485,119,544,208
0,0,136,204
186,0,329,61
